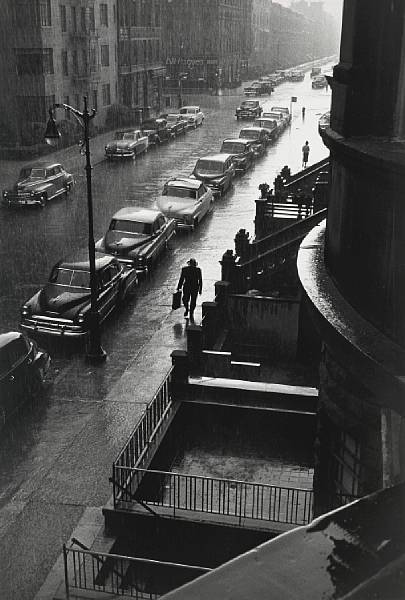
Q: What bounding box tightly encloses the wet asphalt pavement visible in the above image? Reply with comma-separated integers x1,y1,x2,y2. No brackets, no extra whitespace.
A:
0,69,332,598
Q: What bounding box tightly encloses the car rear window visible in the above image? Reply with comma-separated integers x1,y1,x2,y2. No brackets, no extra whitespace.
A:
165,186,197,199
256,120,276,129
109,219,152,235
221,142,246,154
196,160,224,174
240,130,259,140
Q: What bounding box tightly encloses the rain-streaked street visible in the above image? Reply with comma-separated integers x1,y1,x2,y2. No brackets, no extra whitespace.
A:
0,70,331,598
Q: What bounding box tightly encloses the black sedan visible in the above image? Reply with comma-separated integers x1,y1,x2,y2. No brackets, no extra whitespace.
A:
20,256,138,340
219,139,255,173
0,332,50,425
141,118,174,145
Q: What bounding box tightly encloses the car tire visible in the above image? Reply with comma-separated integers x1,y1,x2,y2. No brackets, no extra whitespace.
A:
65,183,72,196
30,371,44,398
39,194,47,208
193,217,199,230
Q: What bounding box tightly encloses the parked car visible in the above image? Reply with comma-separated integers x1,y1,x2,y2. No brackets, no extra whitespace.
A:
243,84,264,97
163,114,188,137
192,154,235,197
95,207,176,273
3,162,74,208
253,118,280,141
311,66,322,78
219,139,255,173
238,127,269,156
156,178,214,230
141,118,174,145
20,256,138,339
179,105,205,127
262,111,287,132
318,111,331,134
271,106,292,125
0,332,50,425
290,70,305,81
105,130,149,159
312,75,328,89
235,100,263,120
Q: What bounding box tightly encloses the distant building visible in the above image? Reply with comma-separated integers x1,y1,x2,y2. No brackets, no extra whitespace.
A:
161,0,252,92
0,0,118,146
117,0,166,118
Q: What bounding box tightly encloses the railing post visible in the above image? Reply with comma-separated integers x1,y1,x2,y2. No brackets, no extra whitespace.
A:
187,324,203,373
255,197,268,239
201,301,218,349
170,350,188,400
220,249,237,286
63,543,70,600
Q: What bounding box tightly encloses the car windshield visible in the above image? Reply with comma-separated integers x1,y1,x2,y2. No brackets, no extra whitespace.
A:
166,115,178,122
20,167,46,179
240,130,259,140
196,160,223,174
114,132,127,140
257,120,276,129
50,268,90,289
165,185,197,199
179,108,196,114
109,219,152,235
221,142,246,154
241,101,256,107
123,133,136,140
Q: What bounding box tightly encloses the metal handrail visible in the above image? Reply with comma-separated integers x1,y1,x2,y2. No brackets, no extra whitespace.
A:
117,466,314,526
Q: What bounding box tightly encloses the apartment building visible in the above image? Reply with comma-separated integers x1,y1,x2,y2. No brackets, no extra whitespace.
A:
0,0,118,146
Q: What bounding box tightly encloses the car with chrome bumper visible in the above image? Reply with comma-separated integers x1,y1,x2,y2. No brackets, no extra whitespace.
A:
235,100,263,120
179,105,204,128
105,130,149,159
95,207,176,273
192,154,235,197
219,139,255,173
20,256,137,339
3,162,74,208
0,332,50,425
156,178,213,230
141,118,174,145
162,114,188,137
238,127,269,156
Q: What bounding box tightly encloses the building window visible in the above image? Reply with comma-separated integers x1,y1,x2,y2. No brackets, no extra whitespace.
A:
14,2,38,27
100,3,108,26
89,7,95,30
39,0,51,26
92,89,98,111
72,50,78,73
90,47,97,72
102,83,111,106
71,6,77,31
43,48,54,74
113,4,116,23
60,5,67,31
101,45,109,67
81,7,86,30
62,50,68,75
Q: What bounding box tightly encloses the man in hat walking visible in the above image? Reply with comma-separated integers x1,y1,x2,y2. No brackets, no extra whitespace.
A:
177,258,202,319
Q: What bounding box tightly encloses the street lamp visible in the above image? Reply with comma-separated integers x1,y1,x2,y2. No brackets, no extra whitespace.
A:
44,97,107,363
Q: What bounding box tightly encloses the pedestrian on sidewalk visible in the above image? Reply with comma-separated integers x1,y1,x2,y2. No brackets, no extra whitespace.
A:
302,140,310,169
177,258,202,320
302,106,306,119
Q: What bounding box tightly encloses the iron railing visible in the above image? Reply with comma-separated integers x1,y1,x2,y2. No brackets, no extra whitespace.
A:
63,543,210,600
121,467,313,527
112,368,174,506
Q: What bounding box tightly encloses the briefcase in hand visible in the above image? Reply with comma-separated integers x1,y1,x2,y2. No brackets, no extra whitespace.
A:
172,290,182,310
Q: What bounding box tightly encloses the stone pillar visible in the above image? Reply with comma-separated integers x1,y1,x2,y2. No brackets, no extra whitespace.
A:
254,198,268,239
220,249,236,285
186,324,203,372
202,301,218,349
170,350,189,400
234,229,250,260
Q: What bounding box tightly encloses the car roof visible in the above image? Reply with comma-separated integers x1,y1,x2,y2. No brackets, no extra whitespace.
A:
197,153,233,162
166,178,202,189
111,207,163,223
222,139,250,145
240,127,264,132
180,106,200,110
58,254,117,272
0,331,26,350
22,161,62,169
116,129,140,134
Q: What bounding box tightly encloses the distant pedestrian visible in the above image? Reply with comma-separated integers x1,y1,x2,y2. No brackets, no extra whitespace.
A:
302,106,306,119
302,140,310,169
177,258,202,320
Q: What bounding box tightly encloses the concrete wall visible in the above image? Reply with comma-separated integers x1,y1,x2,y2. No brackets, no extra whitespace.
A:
226,295,300,360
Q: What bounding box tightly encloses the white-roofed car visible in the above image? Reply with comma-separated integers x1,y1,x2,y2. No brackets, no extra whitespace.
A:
192,154,236,197
105,129,149,159
95,207,176,273
271,106,291,125
156,178,214,230
253,118,280,141
238,127,269,156
179,106,204,128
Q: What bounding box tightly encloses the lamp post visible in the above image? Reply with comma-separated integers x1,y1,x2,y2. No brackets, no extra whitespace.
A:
44,97,107,363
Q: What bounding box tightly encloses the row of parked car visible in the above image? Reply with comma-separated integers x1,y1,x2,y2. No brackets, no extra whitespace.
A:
244,67,308,97
1,106,205,209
